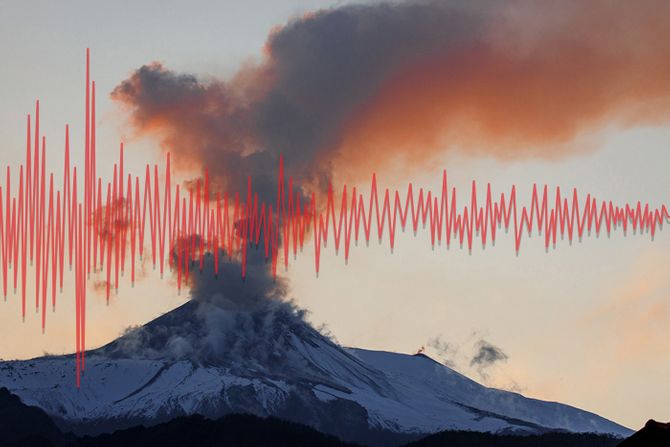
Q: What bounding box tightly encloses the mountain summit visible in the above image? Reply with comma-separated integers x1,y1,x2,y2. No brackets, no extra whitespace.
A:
0,257,631,445
0,301,631,444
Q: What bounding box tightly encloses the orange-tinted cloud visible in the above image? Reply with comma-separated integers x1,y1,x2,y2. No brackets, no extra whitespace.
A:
113,0,670,194
337,0,670,173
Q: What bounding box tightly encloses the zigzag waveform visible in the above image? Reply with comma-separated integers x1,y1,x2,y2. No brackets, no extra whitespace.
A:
1,50,669,386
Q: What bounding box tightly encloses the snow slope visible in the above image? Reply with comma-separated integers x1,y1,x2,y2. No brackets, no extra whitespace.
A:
0,300,631,443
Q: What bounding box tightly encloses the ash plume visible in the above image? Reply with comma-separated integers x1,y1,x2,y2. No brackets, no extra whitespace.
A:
105,0,670,371
470,339,509,380
100,249,320,376
112,0,670,199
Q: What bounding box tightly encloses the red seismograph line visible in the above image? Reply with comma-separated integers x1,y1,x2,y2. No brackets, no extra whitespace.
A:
1,50,669,386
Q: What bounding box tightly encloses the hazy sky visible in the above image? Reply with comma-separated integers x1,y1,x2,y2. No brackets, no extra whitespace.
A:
0,0,669,430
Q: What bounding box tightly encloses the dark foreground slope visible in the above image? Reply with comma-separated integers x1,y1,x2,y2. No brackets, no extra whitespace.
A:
405,429,620,447
0,387,357,447
0,387,66,446
3,387,659,447
74,414,357,447
617,420,670,447
405,420,670,447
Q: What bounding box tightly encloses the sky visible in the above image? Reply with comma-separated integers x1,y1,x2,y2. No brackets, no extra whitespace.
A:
0,0,669,430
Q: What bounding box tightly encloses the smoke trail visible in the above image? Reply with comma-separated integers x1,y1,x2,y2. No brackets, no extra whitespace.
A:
101,248,320,375
427,336,458,368
427,334,515,385
470,339,508,381
113,0,670,195
108,0,670,355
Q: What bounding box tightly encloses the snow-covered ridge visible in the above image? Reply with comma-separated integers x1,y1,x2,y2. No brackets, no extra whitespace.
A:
0,300,631,443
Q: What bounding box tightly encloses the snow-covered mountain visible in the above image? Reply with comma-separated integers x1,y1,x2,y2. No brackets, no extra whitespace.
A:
0,297,631,445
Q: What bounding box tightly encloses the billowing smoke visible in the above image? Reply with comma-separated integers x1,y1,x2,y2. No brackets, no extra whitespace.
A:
106,0,670,370
426,334,515,386
112,0,490,198
470,339,508,381
101,249,324,376
112,0,670,199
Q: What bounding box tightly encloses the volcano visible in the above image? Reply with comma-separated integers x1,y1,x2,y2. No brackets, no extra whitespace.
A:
0,290,631,445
